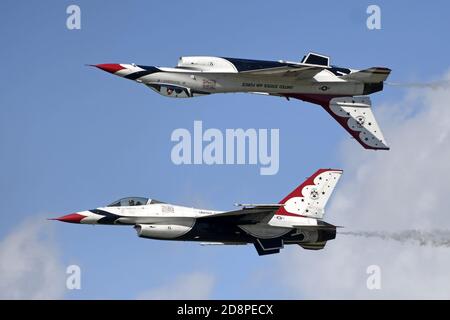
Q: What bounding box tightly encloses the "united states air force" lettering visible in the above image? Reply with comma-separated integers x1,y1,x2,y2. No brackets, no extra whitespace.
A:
241,82,293,89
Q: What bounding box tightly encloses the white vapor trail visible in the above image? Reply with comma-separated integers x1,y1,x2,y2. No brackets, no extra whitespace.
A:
339,230,450,247
386,80,450,89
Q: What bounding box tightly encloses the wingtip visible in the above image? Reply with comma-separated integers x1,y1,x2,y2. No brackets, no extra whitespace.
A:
372,146,390,151
363,143,390,151
318,168,344,173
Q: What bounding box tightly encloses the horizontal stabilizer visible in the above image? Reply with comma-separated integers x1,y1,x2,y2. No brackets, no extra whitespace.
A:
340,67,391,83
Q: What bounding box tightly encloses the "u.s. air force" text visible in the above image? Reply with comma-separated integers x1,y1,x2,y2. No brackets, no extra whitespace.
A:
242,82,293,89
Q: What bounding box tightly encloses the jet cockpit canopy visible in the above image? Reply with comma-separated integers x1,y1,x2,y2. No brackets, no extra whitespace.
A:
107,197,165,207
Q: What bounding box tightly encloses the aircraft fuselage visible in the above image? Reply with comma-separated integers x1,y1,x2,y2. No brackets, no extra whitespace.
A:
53,169,343,255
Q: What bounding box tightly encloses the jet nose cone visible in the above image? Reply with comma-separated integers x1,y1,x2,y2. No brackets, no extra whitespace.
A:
51,213,86,224
94,63,125,74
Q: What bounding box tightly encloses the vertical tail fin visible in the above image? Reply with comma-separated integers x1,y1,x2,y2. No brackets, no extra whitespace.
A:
276,169,343,219
288,95,389,150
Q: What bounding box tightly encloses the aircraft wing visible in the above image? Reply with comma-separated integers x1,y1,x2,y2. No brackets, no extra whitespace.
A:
197,204,282,224
236,52,330,79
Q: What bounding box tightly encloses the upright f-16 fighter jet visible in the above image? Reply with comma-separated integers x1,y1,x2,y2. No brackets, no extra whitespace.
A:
52,169,342,256
93,53,391,150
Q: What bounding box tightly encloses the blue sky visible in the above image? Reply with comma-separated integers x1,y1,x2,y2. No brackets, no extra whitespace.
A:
1,0,450,299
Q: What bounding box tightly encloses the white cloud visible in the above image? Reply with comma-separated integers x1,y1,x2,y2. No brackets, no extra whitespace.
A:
280,71,450,299
138,272,215,300
0,217,66,299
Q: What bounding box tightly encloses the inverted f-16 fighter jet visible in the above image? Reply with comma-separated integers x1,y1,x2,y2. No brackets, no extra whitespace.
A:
93,53,391,150
52,169,342,256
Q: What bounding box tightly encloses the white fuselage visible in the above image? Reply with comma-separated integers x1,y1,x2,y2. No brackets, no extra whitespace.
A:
118,64,364,97
80,203,222,225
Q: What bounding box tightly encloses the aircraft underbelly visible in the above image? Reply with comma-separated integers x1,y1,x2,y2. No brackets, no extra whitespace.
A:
193,75,362,96
178,220,253,243
141,72,363,96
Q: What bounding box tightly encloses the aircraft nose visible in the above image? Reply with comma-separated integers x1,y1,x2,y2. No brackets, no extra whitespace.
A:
51,213,87,224
94,63,125,74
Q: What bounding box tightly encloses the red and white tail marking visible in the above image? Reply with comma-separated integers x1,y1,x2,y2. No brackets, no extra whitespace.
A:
276,169,343,219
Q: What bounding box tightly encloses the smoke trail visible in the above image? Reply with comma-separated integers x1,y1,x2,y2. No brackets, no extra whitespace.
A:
386,80,450,90
339,230,450,247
